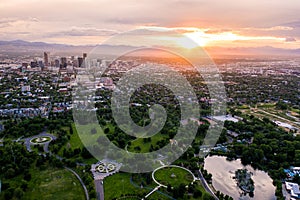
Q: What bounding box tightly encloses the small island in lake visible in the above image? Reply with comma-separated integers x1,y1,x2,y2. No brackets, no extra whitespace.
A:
234,169,255,194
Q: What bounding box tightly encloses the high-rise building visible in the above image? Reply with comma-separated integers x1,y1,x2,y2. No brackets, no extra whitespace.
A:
38,60,44,70
30,61,38,68
44,52,49,66
61,57,67,68
54,59,60,68
78,57,83,67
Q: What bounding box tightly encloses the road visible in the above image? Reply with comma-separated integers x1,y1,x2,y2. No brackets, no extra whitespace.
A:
65,167,90,200
94,179,104,200
196,170,219,200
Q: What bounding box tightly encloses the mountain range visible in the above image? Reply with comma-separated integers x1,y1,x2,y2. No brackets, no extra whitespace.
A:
0,40,299,58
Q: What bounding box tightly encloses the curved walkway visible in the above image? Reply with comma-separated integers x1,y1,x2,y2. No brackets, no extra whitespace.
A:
196,169,219,200
23,132,56,152
144,165,197,199
65,167,90,200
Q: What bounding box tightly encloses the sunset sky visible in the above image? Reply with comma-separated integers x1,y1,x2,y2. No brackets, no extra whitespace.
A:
1,0,300,49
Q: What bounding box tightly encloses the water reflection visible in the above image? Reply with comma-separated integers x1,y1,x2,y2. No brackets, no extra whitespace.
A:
204,156,276,200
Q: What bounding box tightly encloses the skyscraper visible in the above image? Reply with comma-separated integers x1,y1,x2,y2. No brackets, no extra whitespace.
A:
54,59,60,68
61,57,67,68
78,57,83,67
38,60,44,71
44,52,49,66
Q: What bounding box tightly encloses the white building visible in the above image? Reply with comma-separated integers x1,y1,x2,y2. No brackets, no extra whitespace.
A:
286,182,300,199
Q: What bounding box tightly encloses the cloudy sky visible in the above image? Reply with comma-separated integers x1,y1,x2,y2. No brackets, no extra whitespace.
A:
1,0,300,49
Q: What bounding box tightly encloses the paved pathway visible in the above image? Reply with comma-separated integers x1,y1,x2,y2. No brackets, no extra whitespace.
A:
23,132,56,152
144,186,161,199
94,179,104,200
65,167,90,200
196,169,219,200
91,160,121,200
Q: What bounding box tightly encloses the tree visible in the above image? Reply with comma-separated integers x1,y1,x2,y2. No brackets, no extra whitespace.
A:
69,125,73,134
203,192,215,200
20,180,28,191
4,188,14,200
173,183,186,198
24,171,32,181
217,129,228,144
276,101,288,110
295,150,300,166
293,174,300,185
81,147,93,159
13,187,24,199
5,168,15,179
167,184,172,192
193,189,202,198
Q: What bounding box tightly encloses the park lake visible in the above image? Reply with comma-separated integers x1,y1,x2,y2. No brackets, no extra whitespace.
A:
204,156,276,200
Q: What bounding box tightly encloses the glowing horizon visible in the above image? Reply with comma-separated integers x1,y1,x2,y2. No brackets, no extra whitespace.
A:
1,0,299,50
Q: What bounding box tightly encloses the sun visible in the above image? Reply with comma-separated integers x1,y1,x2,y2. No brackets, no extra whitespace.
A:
180,31,208,48
179,31,244,49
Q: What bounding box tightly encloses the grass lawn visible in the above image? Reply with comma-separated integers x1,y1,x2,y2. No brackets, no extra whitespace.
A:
257,103,276,108
237,105,250,109
104,171,208,200
104,173,170,200
127,133,169,153
104,173,147,200
58,123,85,156
154,167,193,188
59,124,84,151
69,123,84,150
0,167,86,200
291,108,300,115
23,168,85,200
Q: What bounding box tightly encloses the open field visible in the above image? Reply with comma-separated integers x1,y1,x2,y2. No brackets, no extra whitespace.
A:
0,168,85,200
69,123,84,150
238,104,299,133
104,172,170,200
23,168,85,200
127,133,169,153
154,167,194,187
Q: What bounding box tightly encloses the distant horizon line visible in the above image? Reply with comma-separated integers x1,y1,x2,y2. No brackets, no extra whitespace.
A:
1,39,300,51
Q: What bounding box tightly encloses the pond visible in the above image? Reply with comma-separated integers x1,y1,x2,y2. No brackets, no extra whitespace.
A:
204,156,276,200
